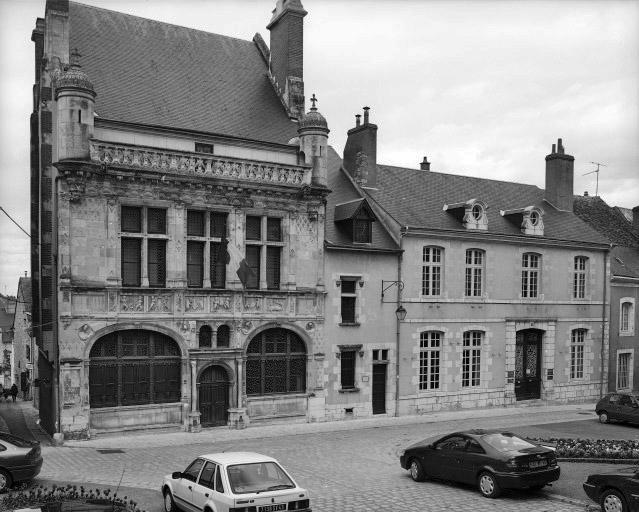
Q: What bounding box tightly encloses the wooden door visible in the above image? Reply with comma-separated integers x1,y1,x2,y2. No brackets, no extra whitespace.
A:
199,365,229,427
515,330,542,400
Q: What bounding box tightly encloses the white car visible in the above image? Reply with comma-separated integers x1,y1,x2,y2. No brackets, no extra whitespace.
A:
162,451,311,512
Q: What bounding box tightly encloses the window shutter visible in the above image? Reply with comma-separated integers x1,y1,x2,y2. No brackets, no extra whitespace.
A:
210,212,227,238
210,242,226,288
147,239,166,287
121,206,142,232
187,241,204,287
187,211,205,237
246,216,261,240
245,246,260,289
147,208,166,234
266,246,281,290
121,238,141,286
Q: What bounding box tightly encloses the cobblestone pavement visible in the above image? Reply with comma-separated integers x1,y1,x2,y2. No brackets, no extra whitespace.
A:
33,408,601,512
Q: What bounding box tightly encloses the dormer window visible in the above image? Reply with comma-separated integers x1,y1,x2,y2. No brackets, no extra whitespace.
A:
443,199,488,231
500,206,545,236
334,198,376,244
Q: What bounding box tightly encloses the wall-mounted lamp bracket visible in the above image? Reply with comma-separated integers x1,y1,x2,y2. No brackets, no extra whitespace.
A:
381,280,404,303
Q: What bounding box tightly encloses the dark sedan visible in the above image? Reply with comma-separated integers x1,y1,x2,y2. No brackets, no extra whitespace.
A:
584,467,639,512
596,393,639,425
399,429,560,498
0,432,43,492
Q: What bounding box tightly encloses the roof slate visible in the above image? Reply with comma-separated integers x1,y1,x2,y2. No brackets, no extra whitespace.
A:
573,196,639,248
325,147,398,251
69,2,298,145
362,164,609,245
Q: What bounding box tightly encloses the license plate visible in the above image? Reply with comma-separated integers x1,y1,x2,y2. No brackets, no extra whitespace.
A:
529,460,548,469
258,505,286,512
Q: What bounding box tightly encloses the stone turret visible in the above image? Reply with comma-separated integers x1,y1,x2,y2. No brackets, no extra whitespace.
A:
298,93,329,187
54,48,96,160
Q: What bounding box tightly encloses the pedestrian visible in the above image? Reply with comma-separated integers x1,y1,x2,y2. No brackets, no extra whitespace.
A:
10,383,18,402
0,383,3,402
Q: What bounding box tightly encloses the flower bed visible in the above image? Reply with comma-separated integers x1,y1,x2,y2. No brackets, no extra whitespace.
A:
531,438,639,461
0,485,147,512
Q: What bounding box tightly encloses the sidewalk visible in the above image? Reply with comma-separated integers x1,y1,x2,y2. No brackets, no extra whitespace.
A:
0,398,53,446
62,401,598,450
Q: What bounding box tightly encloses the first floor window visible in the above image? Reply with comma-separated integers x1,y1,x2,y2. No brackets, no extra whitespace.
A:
245,328,306,395
121,238,141,287
187,241,204,287
465,249,484,297
147,239,166,287
210,242,226,288
419,331,441,390
570,329,586,379
340,350,357,389
245,246,261,289
340,278,358,324
422,247,442,296
617,352,632,390
621,301,634,333
573,256,588,298
521,253,540,298
462,331,482,387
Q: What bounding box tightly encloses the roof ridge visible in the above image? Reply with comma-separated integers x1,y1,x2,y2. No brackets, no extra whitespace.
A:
69,1,256,45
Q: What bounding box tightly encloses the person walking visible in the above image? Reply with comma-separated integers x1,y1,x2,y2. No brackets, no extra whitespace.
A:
10,383,18,402
0,383,3,402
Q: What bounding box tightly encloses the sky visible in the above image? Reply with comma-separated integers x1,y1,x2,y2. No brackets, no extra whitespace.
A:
0,0,638,296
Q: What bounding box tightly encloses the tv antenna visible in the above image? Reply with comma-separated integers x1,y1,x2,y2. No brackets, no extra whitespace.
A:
583,162,606,197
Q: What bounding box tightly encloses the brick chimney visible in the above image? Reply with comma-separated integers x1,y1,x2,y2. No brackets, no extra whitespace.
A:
632,206,639,237
267,0,307,119
420,156,431,171
343,107,378,188
544,138,575,211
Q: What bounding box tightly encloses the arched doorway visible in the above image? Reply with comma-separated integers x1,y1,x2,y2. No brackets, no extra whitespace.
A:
198,365,230,427
515,329,543,400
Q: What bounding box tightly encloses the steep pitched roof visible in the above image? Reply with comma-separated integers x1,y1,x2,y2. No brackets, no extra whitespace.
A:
573,195,639,248
69,2,298,144
612,246,639,279
17,278,32,314
325,147,398,252
361,164,608,245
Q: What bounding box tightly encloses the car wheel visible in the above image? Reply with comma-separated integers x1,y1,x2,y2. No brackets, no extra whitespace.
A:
163,489,178,512
599,411,610,424
600,489,627,512
409,459,426,482
0,469,12,492
478,471,501,498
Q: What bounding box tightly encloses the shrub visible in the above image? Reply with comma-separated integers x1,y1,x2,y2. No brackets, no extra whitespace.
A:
0,484,147,512
531,438,639,460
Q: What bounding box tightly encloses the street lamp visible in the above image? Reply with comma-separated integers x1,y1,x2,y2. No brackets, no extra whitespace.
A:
395,304,407,321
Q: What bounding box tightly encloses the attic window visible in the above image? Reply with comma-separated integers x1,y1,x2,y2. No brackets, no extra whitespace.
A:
195,142,214,154
334,198,375,244
471,204,483,221
443,199,488,231
529,210,540,226
353,212,372,243
500,206,544,236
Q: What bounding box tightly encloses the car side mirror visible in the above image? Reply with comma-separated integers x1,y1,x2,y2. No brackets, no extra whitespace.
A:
172,471,183,480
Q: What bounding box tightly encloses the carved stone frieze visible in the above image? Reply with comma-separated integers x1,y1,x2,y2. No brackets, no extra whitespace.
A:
185,296,205,312
243,296,262,312
211,296,232,312
120,294,144,312
149,294,171,313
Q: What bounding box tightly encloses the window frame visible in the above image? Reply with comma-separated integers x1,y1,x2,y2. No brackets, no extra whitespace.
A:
464,249,484,297
462,331,482,387
570,329,586,379
339,277,360,325
620,298,635,336
573,256,588,299
338,344,362,391
186,210,228,289
422,246,443,297
419,331,441,391
521,252,540,298
244,215,285,290
616,350,633,391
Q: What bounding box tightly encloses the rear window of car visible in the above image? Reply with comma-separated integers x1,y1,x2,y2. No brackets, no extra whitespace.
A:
0,432,32,448
227,462,295,495
482,433,537,452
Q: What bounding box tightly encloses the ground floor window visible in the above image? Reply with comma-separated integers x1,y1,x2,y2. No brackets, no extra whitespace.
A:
246,328,306,395
89,330,181,408
617,351,632,390
462,331,482,387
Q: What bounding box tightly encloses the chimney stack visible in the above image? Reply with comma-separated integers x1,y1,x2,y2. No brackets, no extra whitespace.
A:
544,137,575,211
343,107,378,188
267,0,307,119
420,156,431,171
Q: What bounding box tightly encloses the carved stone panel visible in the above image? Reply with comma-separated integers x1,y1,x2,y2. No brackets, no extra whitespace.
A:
185,295,205,313
149,294,172,313
120,294,145,312
243,296,262,312
211,295,232,312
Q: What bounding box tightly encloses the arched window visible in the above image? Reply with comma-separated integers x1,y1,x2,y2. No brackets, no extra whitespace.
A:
246,328,306,396
217,325,230,348
199,325,212,348
89,330,181,408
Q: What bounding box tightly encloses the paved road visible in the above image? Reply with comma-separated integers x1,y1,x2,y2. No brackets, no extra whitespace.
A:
3,402,627,511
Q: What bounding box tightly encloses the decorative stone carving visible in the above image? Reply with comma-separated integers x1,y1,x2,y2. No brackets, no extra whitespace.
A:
239,320,253,335
186,296,204,312
121,294,144,312
78,323,94,340
267,298,284,312
211,296,232,312
108,291,118,312
244,297,262,311
149,295,171,313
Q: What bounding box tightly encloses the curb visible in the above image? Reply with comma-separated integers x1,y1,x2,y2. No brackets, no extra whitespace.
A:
546,492,592,508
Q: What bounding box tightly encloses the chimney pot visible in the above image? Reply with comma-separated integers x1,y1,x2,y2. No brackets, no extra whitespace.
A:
552,143,556,153
558,138,564,154
584,191,589,196
420,156,431,171
355,114,361,127
363,106,370,125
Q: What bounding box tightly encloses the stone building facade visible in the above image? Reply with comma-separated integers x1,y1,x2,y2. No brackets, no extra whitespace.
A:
11,277,35,401
31,0,330,439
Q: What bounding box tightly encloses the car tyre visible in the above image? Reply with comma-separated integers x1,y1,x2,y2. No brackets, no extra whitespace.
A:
599,411,610,424
600,489,626,512
0,469,12,492
409,459,426,482
163,489,178,512
478,471,501,498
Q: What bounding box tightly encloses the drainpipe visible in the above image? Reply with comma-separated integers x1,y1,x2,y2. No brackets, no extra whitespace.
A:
394,228,405,417
53,175,62,441
600,246,611,398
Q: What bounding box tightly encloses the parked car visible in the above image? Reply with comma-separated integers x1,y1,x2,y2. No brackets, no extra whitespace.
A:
583,466,639,512
399,429,560,498
0,432,43,492
162,452,311,512
596,393,639,425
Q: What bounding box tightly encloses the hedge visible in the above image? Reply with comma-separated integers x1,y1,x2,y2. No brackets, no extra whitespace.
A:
531,438,639,461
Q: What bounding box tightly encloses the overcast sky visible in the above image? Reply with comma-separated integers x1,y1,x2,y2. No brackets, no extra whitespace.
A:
1,0,637,295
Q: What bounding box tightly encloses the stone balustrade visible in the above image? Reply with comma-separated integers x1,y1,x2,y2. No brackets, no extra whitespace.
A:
89,140,310,186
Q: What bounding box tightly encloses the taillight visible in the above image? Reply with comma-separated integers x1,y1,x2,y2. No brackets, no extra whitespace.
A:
288,499,310,510
229,508,256,512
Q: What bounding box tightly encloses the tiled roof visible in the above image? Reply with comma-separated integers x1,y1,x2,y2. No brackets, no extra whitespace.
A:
69,2,298,144
325,147,398,252
17,277,32,314
612,246,639,279
362,164,608,245
334,199,366,222
573,196,639,248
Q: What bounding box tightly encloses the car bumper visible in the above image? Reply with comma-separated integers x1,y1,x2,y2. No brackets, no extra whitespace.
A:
583,482,598,502
494,466,560,489
11,457,43,482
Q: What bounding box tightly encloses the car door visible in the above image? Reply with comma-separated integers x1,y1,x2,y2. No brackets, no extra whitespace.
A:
606,394,621,420
174,458,206,512
459,438,487,485
431,435,467,482
192,461,216,511
617,395,635,422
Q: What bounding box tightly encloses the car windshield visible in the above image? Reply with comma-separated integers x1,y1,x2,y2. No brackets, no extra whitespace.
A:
0,432,33,448
482,433,537,452
227,462,295,495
